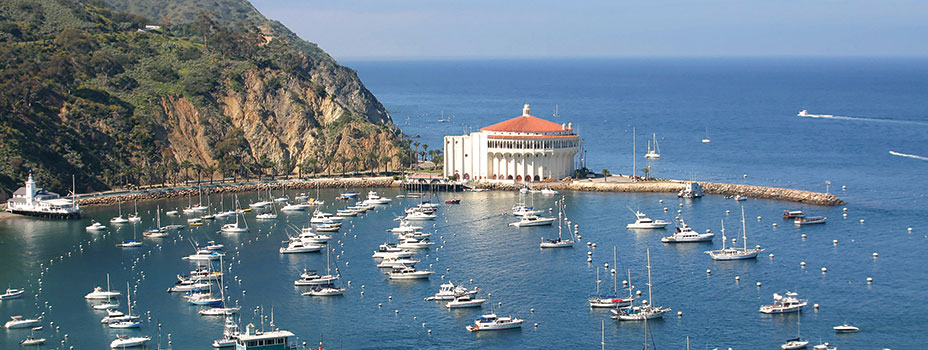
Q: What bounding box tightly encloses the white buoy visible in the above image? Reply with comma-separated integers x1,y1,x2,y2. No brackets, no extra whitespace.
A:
677,209,682,214
873,252,878,258
843,213,848,218
821,267,827,273
378,303,382,308
587,257,592,263
756,281,762,287
801,234,807,239
833,240,838,245
636,290,642,296
664,207,668,212
908,227,913,232
604,262,609,269
587,251,593,256
679,203,683,208
800,261,806,267
768,253,774,259
388,295,392,300
706,269,711,275
586,242,592,247
530,308,535,313
843,207,848,212
735,276,740,281
591,243,597,248
867,277,873,284
659,199,663,203
394,310,399,314
772,223,777,228
534,323,539,328
813,304,819,310
859,219,865,224
725,210,730,214
428,329,432,334
757,216,762,221
677,311,683,317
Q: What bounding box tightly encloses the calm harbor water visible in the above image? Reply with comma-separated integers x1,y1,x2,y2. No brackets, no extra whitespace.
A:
2,58,928,349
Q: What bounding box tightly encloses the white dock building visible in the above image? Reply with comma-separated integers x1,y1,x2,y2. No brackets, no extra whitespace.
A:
5,173,81,219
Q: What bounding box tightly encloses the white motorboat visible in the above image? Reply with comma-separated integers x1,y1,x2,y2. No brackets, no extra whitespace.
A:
611,248,671,321
397,237,434,249
404,211,436,221
706,208,764,260
644,133,661,159
92,302,119,310
280,238,323,254
512,205,543,217
294,270,338,286
301,286,347,296
315,223,340,232
388,221,423,234
398,231,431,240
183,249,224,261
19,336,46,346
0,287,25,299
387,265,434,280
661,218,714,243
733,194,748,201
363,191,392,205
3,315,39,329
299,227,332,244
109,335,151,348
625,209,670,229
795,216,827,225
760,291,808,314
446,295,487,308
371,243,414,258
86,220,107,232
110,215,128,224
199,306,241,316
466,314,524,331
127,201,141,222
220,211,248,234
249,201,272,209
376,257,421,268
833,323,859,333
168,279,212,293
336,209,358,217
509,214,555,227
425,281,479,301
166,210,179,216
540,188,558,196
310,211,344,223
205,241,224,251
280,203,310,211
85,274,121,299
813,343,836,350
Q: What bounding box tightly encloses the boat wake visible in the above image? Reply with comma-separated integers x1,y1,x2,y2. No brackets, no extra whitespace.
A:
889,151,928,161
798,110,928,126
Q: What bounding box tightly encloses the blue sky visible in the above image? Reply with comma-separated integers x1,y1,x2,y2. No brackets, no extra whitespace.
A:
250,0,928,59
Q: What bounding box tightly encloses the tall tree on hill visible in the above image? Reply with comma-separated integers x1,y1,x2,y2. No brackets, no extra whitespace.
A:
204,165,217,184
422,144,429,160
181,161,193,183
380,155,392,174
323,155,335,176
413,141,420,161
337,157,348,175
350,155,361,174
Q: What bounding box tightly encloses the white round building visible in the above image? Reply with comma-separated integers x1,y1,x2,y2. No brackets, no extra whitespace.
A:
443,104,579,182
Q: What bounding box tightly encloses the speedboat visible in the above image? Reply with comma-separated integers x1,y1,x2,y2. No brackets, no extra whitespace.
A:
386,266,434,280
781,338,810,350
446,295,487,309
86,221,107,232
388,221,423,234
167,280,211,293
315,223,340,232
249,201,272,209
341,191,359,198
199,306,242,316
397,237,434,249
0,287,25,299
783,210,805,219
371,243,415,259
116,240,143,248
293,270,338,286
540,188,558,196
85,286,121,300
255,212,278,220
109,335,151,349
376,257,421,268
404,211,436,221
299,228,332,244
466,314,523,331
759,291,808,314
661,219,714,243
512,205,543,216
509,214,555,227
279,238,324,254
445,198,461,204
625,210,670,229
3,316,39,329
93,302,120,310
19,336,46,346
205,241,224,251
794,216,826,225
182,249,224,261
425,281,479,301
310,211,344,223
301,286,347,296
363,191,392,205
833,323,859,333
280,203,310,211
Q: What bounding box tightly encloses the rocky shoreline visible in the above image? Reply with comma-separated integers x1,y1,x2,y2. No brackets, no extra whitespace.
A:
69,177,844,208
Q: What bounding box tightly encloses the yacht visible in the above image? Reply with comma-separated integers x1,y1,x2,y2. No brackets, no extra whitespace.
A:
397,237,435,249
372,248,414,259
280,238,324,254
398,231,432,240
783,210,805,219
512,205,543,217
299,227,332,244
109,335,151,348
626,210,670,229
363,191,392,205
315,223,340,232
212,317,240,348
183,249,225,261
92,302,120,310
540,188,558,196
0,287,25,299
425,281,479,301
85,274,121,299
590,248,634,308
760,291,808,314
294,269,338,286
280,203,310,211
86,220,107,232
388,221,423,234
110,203,129,224
19,335,46,346
404,210,437,221
645,133,661,159
386,265,434,280
509,214,556,227
167,280,211,293
446,295,487,308
611,249,671,321
466,314,524,331
833,323,859,333
706,208,765,260
540,201,575,248
3,315,40,329
376,257,421,268
233,324,299,350
301,286,347,296
336,209,358,217
661,219,714,243
794,216,826,225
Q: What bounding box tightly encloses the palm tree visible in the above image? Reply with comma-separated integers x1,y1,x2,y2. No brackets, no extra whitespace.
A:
305,158,318,178
193,164,204,185
366,150,378,176
324,155,335,176
380,155,392,174
413,141,420,162
168,161,180,186
204,165,217,184
421,144,429,160
180,161,193,184
336,157,348,175
350,155,362,174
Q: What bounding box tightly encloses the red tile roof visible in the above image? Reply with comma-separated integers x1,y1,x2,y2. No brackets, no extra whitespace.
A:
481,115,568,133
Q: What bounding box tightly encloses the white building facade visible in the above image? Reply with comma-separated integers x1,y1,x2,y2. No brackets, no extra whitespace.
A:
444,104,579,182
5,173,81,219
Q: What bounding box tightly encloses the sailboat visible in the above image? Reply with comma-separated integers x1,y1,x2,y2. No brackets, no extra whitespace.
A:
198,256,240,314
144,206,169,238
110,202,129,224
192,187,209,211
781,311,810,349
611,248,670,321
215,193,235,218
85,273,121,299
705,207,765,260
589,247,633,308
116,223,143,248
127,200,141,222
553,104,560,118
644,133,661,159
221,196,249,233
539,200,575,248
108,283,141,328
702,127,711,143
256,195,279,220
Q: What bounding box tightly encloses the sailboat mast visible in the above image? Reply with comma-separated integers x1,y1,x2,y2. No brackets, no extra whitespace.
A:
627,269,633,299
613,246,618,296
720,219,726,250
741,206,748,250
106,273,111,293
632,127,636,179
601,319,605,350
646,248,653,307
126,282,132,318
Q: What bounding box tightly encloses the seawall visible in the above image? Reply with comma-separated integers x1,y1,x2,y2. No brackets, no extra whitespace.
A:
474,179,845,206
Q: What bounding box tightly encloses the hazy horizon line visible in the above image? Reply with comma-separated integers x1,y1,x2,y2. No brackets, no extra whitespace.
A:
338,54,928,62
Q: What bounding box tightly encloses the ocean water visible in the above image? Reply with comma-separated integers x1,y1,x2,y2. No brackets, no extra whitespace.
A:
1,58,927,349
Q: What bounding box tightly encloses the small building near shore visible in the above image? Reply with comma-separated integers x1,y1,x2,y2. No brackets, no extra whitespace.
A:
5,173,81,219
443,104,579,182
